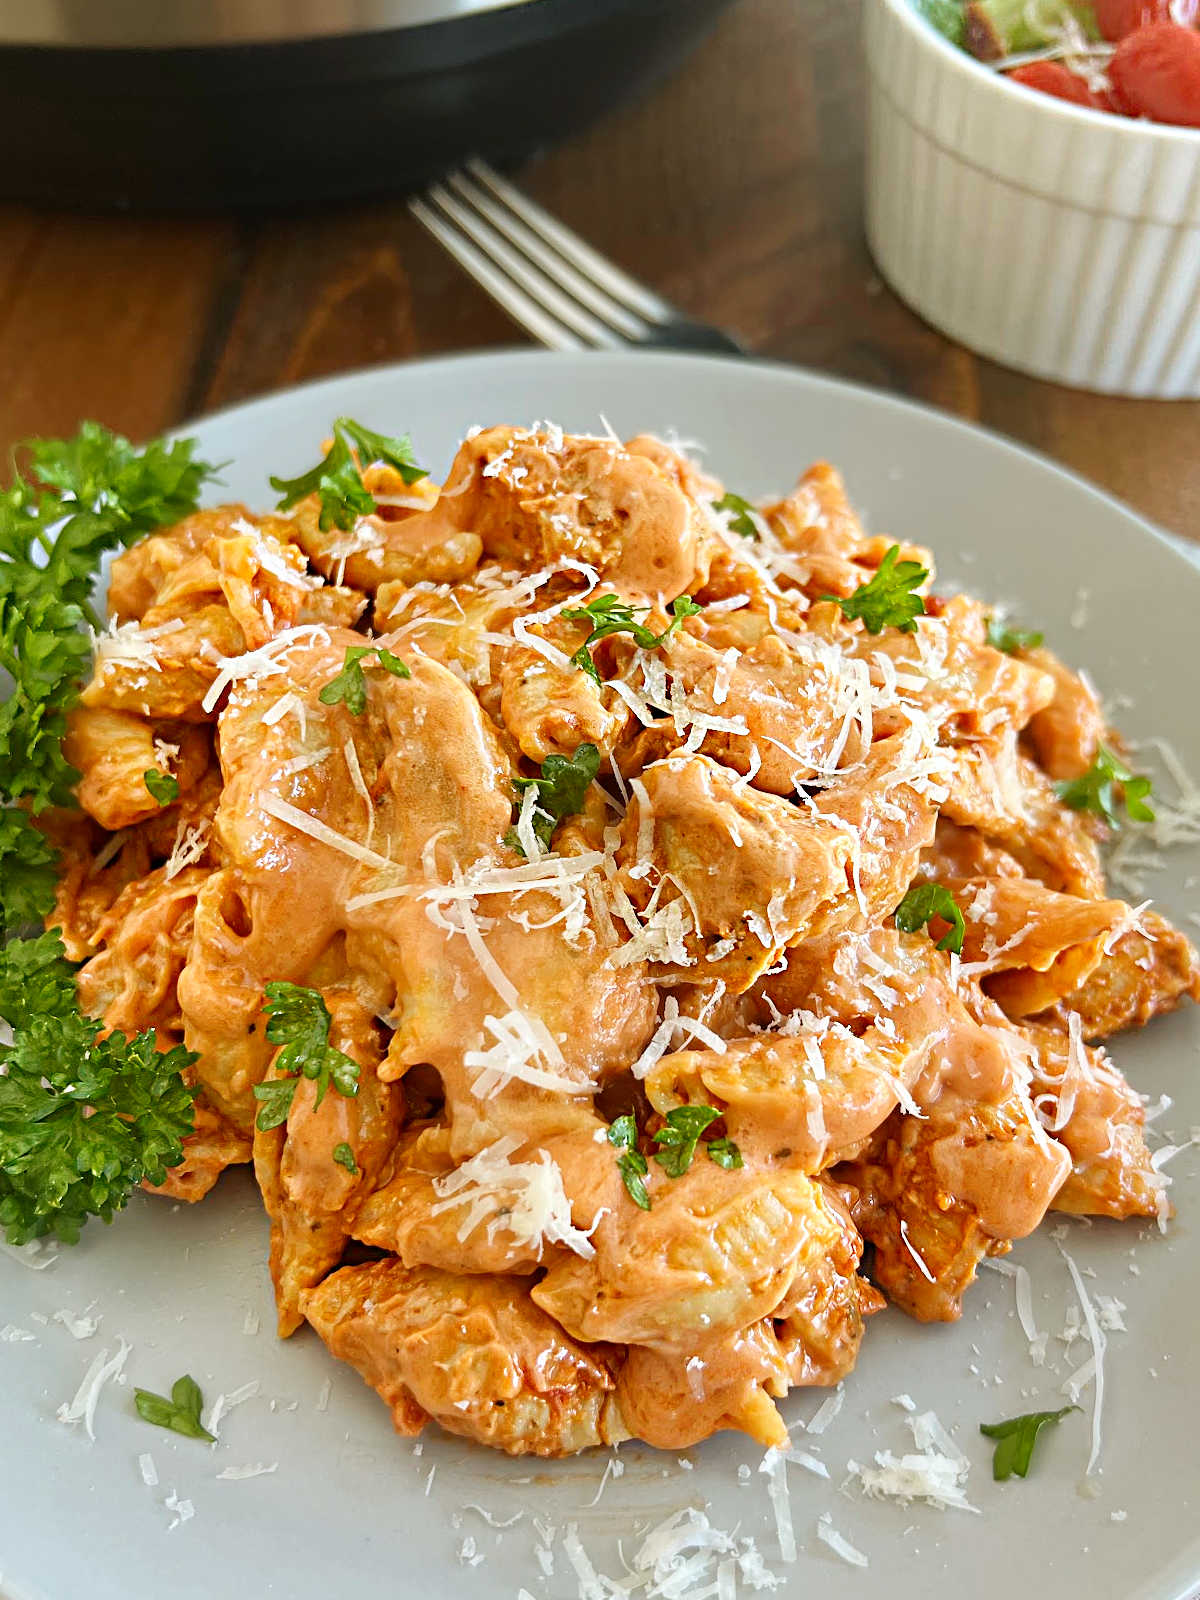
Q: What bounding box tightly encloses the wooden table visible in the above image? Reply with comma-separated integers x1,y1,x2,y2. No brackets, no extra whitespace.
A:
0,0,1196,545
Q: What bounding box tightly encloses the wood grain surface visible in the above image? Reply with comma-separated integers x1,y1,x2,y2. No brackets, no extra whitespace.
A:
0,0,1195,543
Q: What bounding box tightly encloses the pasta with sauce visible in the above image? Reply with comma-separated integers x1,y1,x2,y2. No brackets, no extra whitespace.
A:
50,422,1199,1457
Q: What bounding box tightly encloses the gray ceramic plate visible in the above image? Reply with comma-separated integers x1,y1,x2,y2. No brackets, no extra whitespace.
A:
3,351,1198,1600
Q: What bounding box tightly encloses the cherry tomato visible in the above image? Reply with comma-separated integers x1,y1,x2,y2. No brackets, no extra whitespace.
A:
1093,0,1198,43
1109,21,1200,125
1006,61,1113,109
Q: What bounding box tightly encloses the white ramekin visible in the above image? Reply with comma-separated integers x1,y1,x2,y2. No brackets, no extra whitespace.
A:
863,0,1200,397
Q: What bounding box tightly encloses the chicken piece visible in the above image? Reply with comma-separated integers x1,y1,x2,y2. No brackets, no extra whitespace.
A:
847,595,1056,744
63,707,210,831
623,432,724,503
353,1123,544,1276
763,462,933,602
75,865,208,1036
659,628,873,794
1023,1020,1164,1220
498,636,628,762
303,1259,627,1456
143,1097,252,1203
81,602,246,722
808,730,943,933
948,876,1134,1018
1023,644,1105,781
532,1162,840,1350
615,752,853,987
393,425,709,602
106,507,237,621
40,810,153,961
838,998,1070,1321
288,502,481,594
918,817,1024,883
940,731,1106,898
646,1014,927,1175
773,1179,885,1385
616,1323,792,1450
1054,912,1200,1040
253,990,403,1335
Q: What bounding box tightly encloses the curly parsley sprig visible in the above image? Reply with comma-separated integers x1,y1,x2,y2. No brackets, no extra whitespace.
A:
0,424,214,1246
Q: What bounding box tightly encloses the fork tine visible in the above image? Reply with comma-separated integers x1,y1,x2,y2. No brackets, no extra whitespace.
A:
465,157,675,324
409,197,589,352
421,184,626,350
445,169,651,342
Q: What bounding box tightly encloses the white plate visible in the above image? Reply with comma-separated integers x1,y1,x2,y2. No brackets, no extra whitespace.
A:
3,350,1198,1600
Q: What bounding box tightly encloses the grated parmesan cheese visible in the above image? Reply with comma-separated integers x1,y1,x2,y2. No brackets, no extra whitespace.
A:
56,1338,130,1440
431,1135,600,1260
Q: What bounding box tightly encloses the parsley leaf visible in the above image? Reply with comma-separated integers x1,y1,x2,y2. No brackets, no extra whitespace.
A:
332,1141,359,1175
318,644,410,715
562,593,702,686
986,615,1044,654
706,1136,743,1171
270,418,427,533
826,545,928,635
980,1405,1076,1480
652,1104,722,1179
507,742,600,854
143,769,179,807
252,983,361,1131
713,491,762,539
1055,745,1154,829
607,1114,651,1211
134,1374,215,1443
895,882,966,955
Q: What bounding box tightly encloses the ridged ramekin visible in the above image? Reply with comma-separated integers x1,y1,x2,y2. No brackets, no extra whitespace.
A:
863,0,1200,397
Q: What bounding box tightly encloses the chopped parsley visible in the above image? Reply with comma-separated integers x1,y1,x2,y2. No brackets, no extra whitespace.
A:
332,1141,359,1175
1055,745,1154,829
270,418,427,533
251,983,361,1132
607,1114,650,1211
980,1405,1076,1480
713,490,762,540
507,742,600,854
986,615,1043,654
826,544,928,635
609,1106,741,1207
134,1374,215,1443
143,769,179,807
895,882,966,955
561,593,702,686
318,644,410,715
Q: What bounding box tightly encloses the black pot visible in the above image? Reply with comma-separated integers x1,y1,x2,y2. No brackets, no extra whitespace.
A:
0,0,733,211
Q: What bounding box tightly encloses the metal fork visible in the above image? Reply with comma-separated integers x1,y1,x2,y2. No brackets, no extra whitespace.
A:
410,158,745,357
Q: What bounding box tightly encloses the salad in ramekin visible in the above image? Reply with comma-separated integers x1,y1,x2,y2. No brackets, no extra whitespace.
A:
917,0,1200,123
